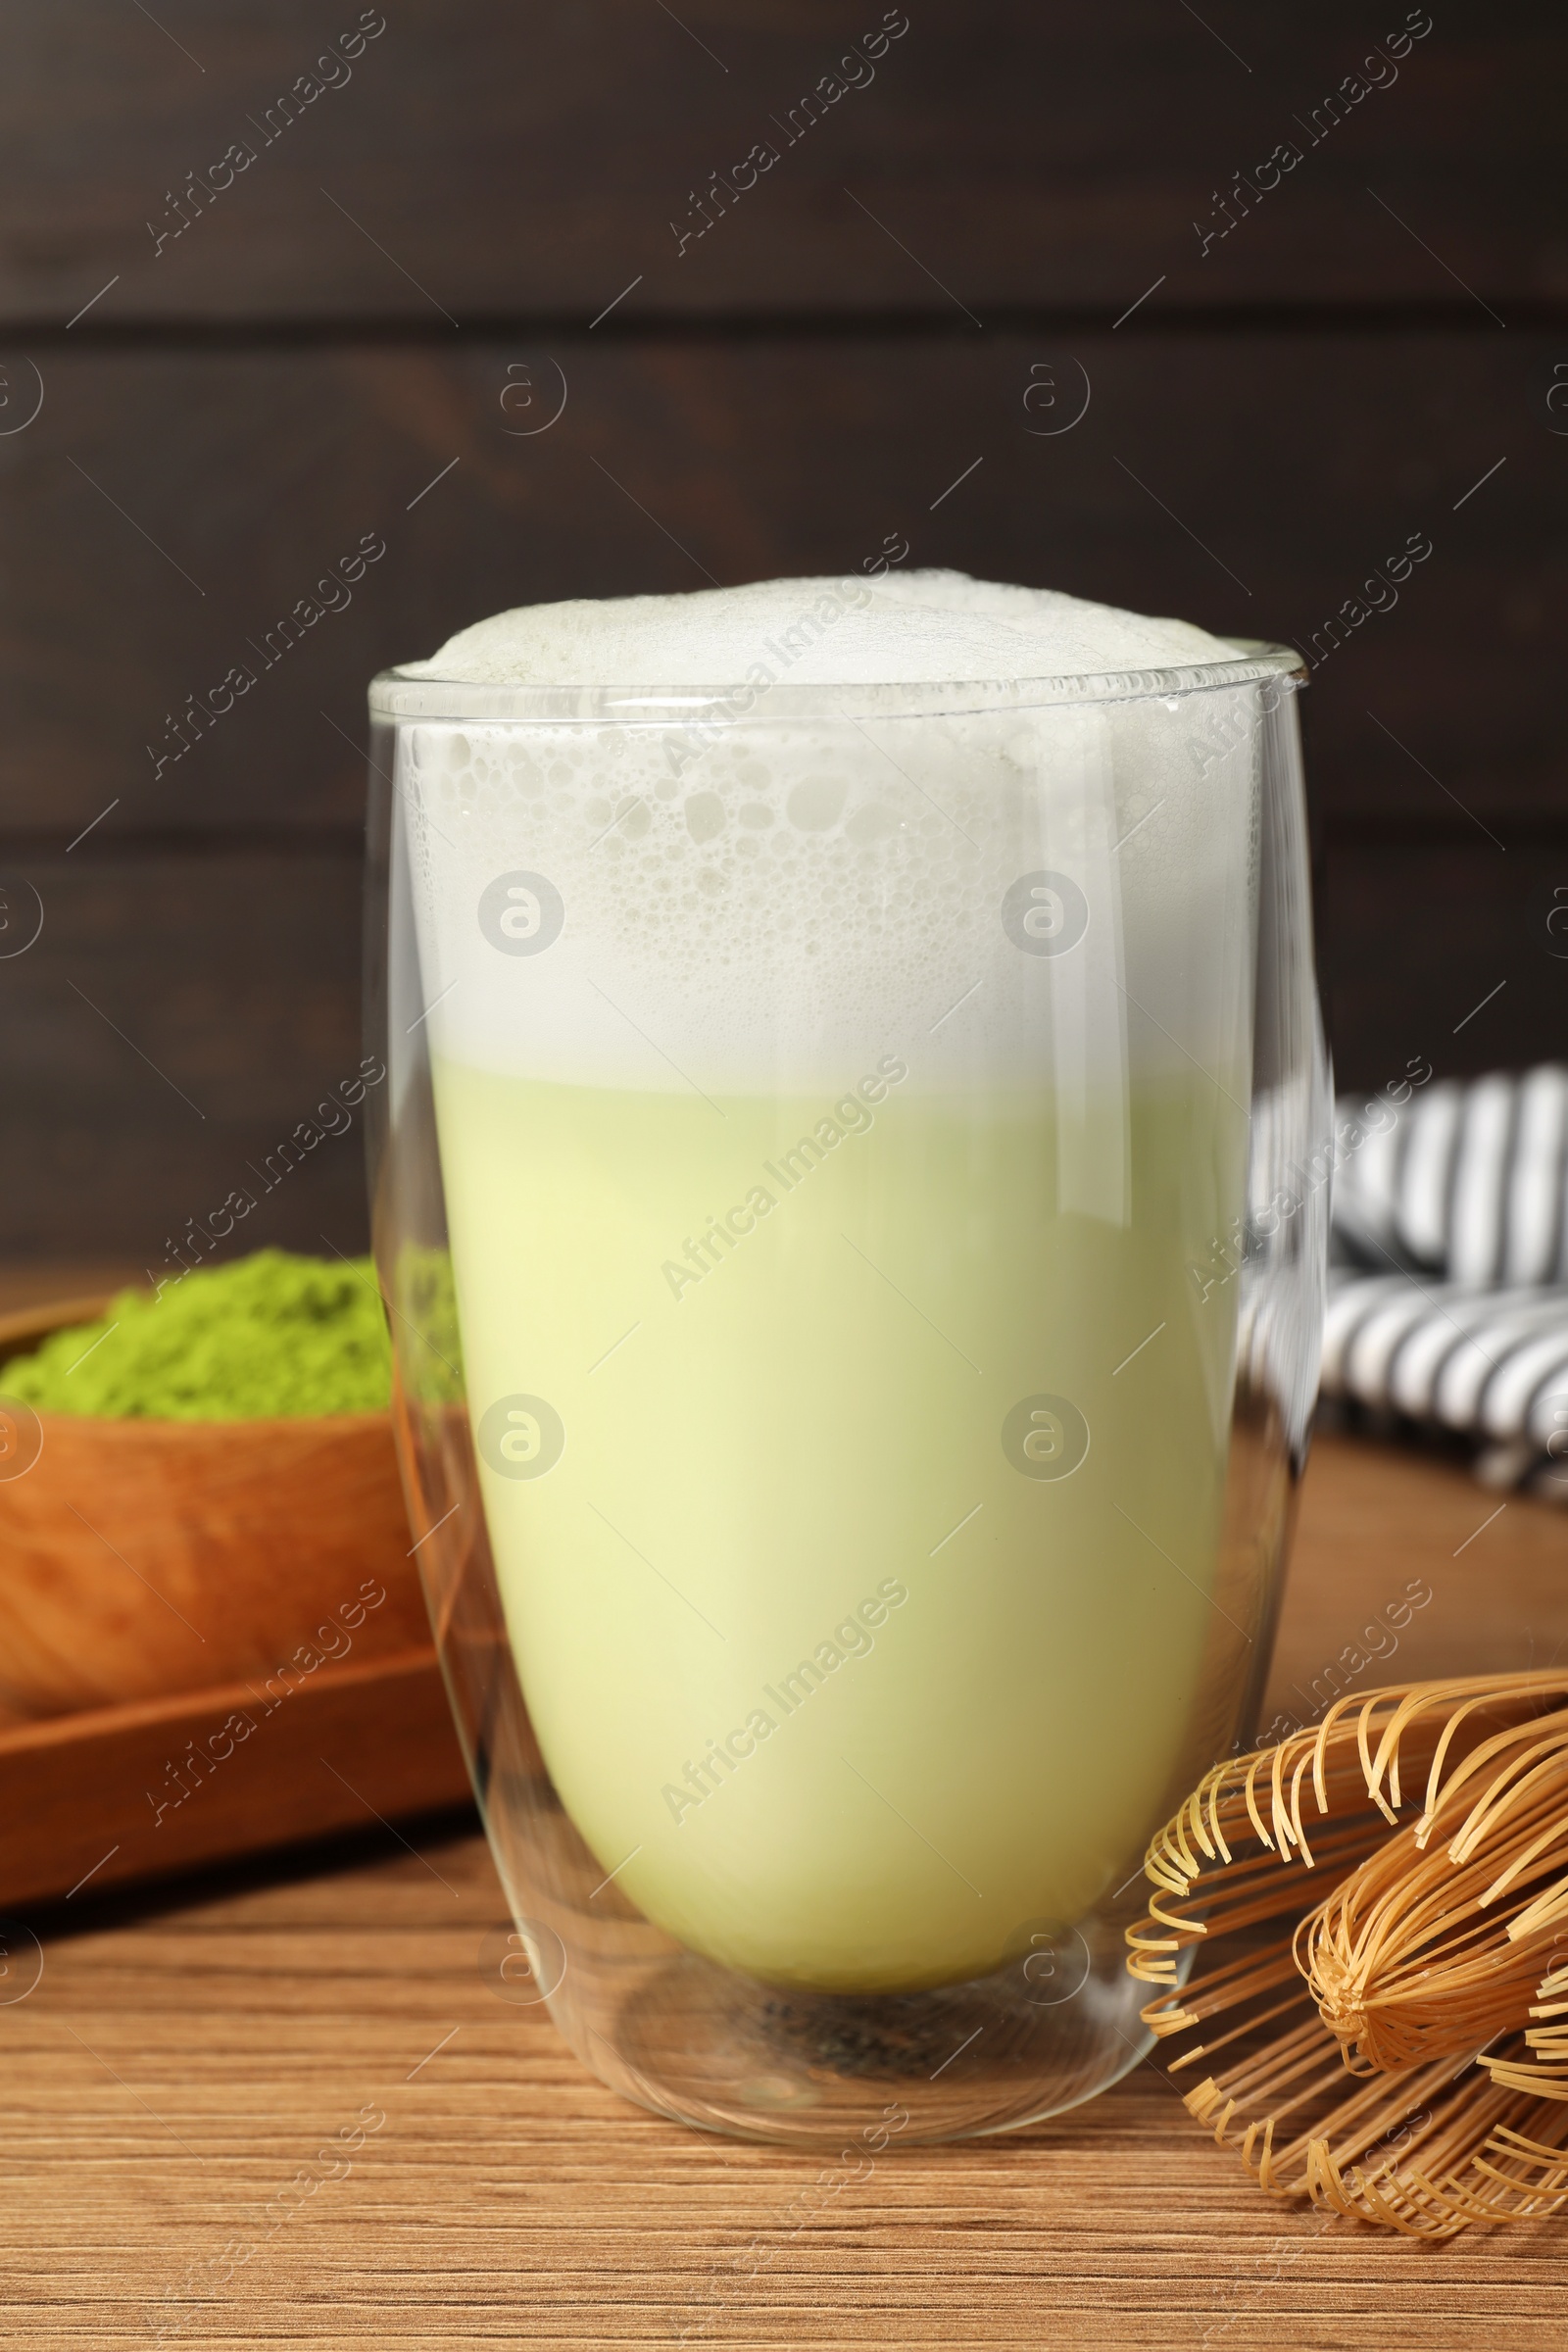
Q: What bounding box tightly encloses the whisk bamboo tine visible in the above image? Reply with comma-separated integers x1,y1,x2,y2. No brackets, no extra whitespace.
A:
1288,1747,1320,1864
1354,1695,1394,1822
1503,1872,1568,1943
1309,1706,1339,1819
1439,1719,1568,1858
1127,1670,1568,2235
1423,1687,1568,1829
1269,1737,1298,1854
1242,1753,1276,1852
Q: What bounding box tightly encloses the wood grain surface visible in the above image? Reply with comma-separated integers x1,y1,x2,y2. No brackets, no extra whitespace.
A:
4,1427,1566,2350
1,1,1554,322
2,323,1564,1258
5,335,1562,844
3,0,1566,1261
0,1643,469,1911
0,845,366,1261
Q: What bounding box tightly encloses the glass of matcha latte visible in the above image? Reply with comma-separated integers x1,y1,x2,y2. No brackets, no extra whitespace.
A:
366,570,1328,2144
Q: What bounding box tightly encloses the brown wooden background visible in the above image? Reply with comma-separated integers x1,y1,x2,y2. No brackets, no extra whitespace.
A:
1,0,1564,1264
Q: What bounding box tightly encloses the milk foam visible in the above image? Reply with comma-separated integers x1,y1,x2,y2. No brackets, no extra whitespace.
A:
405,569,1243,688
388,574,1271,1104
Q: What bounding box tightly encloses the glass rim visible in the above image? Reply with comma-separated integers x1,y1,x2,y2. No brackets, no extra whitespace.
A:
368,639,1306,725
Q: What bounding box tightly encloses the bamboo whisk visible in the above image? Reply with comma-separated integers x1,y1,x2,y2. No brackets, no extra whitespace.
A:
1127,1673,1568,2235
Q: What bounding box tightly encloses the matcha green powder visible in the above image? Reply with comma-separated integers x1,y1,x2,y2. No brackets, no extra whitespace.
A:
5,1250,394,1420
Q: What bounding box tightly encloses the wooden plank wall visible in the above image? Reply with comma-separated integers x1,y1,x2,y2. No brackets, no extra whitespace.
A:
1,0,1563,1260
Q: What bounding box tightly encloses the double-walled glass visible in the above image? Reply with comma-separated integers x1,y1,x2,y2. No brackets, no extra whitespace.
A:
365,644,1328,2145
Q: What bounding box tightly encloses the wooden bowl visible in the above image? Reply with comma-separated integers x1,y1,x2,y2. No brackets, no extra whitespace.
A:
0,1296,433,1717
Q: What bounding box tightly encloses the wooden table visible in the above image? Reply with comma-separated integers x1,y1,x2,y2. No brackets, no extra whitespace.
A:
5,1430,1567,2350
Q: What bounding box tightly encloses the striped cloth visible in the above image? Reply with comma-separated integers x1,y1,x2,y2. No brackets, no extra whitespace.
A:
1323,1066,1568,1495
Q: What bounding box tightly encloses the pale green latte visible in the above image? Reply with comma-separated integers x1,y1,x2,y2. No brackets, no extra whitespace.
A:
433,1054,1248,1992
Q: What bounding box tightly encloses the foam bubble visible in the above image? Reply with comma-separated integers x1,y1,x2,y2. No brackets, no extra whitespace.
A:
404,569,1243,688
389,575,1274,1105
